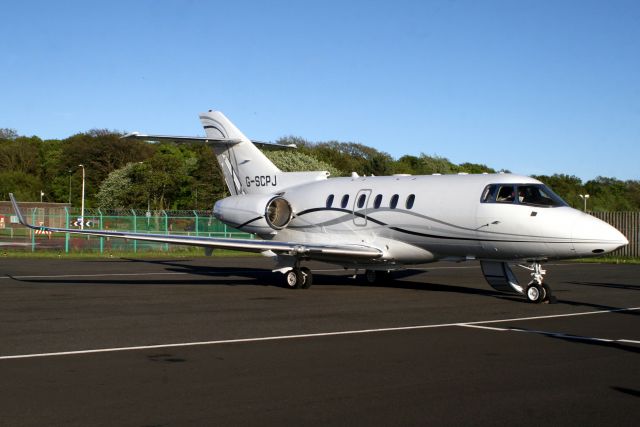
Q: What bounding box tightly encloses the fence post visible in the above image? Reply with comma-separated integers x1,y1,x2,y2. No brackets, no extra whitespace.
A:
162,210,168,252
31,208,36,252
194,210,199,237
131,209,137,253
98,209,104,254
65,207,70,253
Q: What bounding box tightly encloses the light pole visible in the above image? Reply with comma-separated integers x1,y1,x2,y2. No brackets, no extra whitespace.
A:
68,169,72,204
579,194,590,212
78,164,85,230
40,191,44,203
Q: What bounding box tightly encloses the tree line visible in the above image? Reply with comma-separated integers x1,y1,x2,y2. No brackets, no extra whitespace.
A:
1,128,638,212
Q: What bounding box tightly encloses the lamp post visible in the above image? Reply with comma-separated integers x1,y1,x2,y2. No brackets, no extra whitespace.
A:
68,169,72,204
579,194,590,212
78,164,85,230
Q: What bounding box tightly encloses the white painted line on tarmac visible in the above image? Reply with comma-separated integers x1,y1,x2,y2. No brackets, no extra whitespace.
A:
1,307,638,361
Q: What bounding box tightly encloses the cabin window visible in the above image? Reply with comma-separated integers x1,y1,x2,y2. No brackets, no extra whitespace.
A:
390,194,399,209
373,194,383,209
341,194,350,208
326,194,334,208
406,194,415,209
357,193,366,209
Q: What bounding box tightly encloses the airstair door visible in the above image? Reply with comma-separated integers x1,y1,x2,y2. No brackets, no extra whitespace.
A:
353,189,372,226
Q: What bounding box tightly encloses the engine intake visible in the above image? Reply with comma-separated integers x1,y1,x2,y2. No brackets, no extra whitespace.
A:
214,193,293,235
265,197,292,229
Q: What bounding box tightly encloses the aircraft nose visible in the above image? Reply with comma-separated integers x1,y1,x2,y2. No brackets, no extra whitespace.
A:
572,213,629,256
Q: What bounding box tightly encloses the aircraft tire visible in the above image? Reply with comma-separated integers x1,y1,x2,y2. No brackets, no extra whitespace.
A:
542,283,555,303
300,267,312,289
525,282,545,304
284,269,301,289
365,269,377,284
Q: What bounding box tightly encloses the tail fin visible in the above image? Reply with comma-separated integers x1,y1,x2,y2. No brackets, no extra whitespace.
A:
200,111,280,195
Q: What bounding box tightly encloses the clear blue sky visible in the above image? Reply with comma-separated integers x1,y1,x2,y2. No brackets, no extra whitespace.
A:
2,0,639,181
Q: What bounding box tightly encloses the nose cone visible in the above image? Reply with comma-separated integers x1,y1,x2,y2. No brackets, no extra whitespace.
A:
572,213,628,256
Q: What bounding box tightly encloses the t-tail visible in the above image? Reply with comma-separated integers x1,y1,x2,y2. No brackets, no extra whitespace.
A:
200,111,329,195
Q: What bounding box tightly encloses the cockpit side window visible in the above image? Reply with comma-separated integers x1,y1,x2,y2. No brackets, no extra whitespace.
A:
496,185,516,203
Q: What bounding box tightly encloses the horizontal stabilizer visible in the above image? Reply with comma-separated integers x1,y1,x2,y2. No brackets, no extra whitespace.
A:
122,132,295,149
121,132,240,145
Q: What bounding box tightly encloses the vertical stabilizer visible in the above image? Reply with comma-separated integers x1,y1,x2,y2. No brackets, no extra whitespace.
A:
200,111,280,195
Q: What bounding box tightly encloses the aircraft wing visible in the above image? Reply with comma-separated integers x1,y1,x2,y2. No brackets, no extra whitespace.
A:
9,194,380,259
122,133,296,149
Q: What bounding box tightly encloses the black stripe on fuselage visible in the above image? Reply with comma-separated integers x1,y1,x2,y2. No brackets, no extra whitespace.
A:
233,216,264,229
292,206,572,244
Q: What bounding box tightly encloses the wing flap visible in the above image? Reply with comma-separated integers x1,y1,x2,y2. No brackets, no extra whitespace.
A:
9,194,381,259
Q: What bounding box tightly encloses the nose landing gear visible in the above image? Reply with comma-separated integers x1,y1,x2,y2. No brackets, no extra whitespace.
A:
519,262,555,304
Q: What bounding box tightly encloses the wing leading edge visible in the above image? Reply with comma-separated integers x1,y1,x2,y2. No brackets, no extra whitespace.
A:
8,194,381,259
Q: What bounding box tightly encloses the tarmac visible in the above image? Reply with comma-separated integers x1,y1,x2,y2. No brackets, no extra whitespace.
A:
1,257,639,426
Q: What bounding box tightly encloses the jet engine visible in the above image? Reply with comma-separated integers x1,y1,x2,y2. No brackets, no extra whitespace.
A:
213,194,293,235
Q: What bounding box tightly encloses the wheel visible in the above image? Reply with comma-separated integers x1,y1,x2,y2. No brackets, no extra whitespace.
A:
300,267,313,289
365,269,377,284
284,269,301,289
525,282,544,304
542,283,556,303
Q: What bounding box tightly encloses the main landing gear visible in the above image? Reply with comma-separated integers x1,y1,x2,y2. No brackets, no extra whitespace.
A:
283,266,312,289
519,262,555,304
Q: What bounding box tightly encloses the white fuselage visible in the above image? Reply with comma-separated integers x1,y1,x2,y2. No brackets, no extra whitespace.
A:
216,173,628,267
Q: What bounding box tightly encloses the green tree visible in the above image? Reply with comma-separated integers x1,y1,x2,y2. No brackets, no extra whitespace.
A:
532,174,584,209
263,150,343,177
0,171,42,201
585,177,634,211
60,130,155,207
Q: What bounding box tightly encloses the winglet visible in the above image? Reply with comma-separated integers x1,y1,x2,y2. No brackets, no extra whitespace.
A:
8,193,30,228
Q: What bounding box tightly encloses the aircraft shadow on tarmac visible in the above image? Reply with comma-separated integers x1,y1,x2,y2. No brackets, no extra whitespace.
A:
513,325,640,355
9,257,506,299
117,258,509,298
567,281,640,291
611,386,640,398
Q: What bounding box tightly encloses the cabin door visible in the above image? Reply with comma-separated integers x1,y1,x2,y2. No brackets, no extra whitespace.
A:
353,189,372,226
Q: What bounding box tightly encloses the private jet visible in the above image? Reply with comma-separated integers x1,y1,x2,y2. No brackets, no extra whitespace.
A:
9,111,628,303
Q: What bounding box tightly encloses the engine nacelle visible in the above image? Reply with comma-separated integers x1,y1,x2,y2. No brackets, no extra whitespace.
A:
213,194,293,234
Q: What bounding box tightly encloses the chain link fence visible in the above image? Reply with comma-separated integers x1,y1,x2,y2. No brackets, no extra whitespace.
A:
0,204,251,253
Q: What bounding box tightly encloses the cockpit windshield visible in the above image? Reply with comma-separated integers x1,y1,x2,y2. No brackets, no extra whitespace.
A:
481,184,568,207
